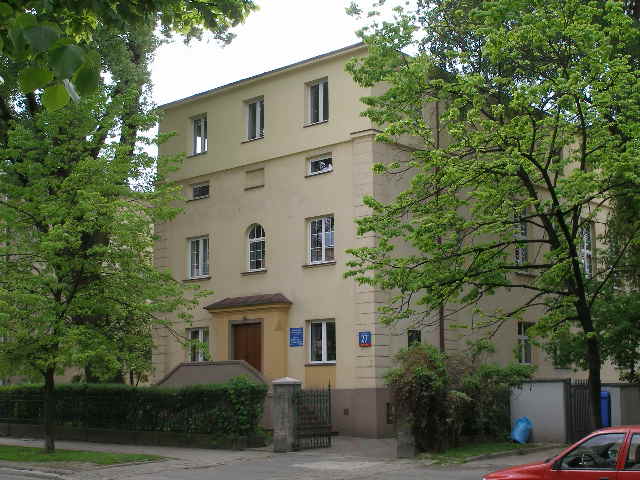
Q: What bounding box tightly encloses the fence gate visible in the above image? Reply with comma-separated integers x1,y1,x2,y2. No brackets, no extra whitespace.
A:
293,387,331,450
568,379,592,443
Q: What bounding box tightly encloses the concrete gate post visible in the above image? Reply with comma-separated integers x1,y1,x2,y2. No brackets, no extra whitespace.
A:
272,377,302,452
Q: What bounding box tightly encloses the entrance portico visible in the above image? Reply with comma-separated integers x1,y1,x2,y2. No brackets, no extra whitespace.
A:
204,293,292,383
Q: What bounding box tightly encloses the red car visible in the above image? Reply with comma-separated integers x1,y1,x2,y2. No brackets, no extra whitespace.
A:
484,426,640,479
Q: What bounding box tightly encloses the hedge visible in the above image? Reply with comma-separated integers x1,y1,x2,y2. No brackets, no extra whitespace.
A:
0,377,267,438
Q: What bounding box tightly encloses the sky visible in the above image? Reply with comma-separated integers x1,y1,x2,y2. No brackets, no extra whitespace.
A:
150,0,375,107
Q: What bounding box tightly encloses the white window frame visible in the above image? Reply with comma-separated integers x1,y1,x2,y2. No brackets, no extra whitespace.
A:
308,216,335,264
191,181,209,200
308,78,328,124
246,98,264,140
308,320,336,364
247,224,266,272
308,155,333,176
515,209,528,266
188,327,209,362
517,321,533,364
579,222,594,278
192,115,207,155
187,236,209,279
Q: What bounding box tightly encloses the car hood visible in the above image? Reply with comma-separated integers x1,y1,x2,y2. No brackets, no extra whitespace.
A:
485,461,548,479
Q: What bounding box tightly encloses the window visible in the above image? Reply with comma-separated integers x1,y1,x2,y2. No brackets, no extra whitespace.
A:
192,182,209,200
517,321,533,364
188,236,209,278
308,79,329,124
515,209,528,265
408,329,421,347
309,320,336,363
558,433,624,470
308,155,333,176
188,327,209,362
192,115,207,154
248,224,266,271
309,216,334,264
247,98,264,140
624,434,640,470
580,222,594,278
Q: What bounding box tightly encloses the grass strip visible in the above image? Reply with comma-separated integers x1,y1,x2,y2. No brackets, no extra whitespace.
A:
420,441,537,465
0,444,163,465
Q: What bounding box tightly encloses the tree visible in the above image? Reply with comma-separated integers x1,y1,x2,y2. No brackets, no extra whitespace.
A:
0,0,257,109
345,0,640,431
0,22,206,452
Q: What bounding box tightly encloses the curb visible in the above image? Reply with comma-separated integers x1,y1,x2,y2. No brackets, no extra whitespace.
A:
464,444,564,462
0,466,66,479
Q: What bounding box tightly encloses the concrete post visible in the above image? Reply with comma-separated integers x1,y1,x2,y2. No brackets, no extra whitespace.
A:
272,377,302,452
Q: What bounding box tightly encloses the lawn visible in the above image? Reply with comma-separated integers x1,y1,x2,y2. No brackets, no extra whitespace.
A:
0,444,164,465
420,441,539,464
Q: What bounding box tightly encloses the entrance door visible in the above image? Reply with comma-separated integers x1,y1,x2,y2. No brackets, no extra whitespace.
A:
233,323,262,372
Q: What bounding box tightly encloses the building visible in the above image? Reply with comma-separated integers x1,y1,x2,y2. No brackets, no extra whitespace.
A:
152,43,619,438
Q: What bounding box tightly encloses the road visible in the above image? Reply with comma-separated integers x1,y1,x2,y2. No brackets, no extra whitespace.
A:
0,437,561,480
22,450,555,480
0,468,63,479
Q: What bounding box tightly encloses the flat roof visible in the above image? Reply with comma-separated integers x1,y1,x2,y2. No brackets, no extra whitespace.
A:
159,42,366,110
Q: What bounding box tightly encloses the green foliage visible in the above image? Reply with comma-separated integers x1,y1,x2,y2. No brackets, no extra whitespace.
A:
0,0,257,105
386,344,452,452
593,291,640,384
346,0,640,427
0,23,211,454
386,343,534,452
0,445,162,465
0,377,267,438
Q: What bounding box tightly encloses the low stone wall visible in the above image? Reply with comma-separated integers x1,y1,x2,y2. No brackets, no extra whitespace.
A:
0,423,265,449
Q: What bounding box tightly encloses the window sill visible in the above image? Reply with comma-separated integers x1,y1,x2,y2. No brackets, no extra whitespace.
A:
242,136,264,144
305,362,336,367
241,269,267,276
303,120,328,128
187,151,208,158
182,276,211,283
305,170,333,178
186,195,209,202
302,261,336,269
244,185,264,191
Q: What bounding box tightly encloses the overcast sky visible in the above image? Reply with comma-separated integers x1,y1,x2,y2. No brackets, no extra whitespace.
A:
151,0,375,106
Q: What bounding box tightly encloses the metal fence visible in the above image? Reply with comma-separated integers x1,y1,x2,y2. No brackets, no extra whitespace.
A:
293,387,331,450
568,379,593,443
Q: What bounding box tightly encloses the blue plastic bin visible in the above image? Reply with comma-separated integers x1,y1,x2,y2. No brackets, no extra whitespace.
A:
600,391,611,427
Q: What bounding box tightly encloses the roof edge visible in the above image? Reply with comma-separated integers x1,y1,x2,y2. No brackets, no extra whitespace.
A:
158,42,366,110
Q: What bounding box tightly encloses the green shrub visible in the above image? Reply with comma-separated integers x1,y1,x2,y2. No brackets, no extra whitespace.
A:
386,342,534,452
0,376,267,438
385,344,460,452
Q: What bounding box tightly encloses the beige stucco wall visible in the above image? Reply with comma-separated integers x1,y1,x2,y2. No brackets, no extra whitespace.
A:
152,41,621,412
152,45,389,394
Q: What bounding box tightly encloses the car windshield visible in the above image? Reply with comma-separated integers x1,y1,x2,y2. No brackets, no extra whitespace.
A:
559,433,625,470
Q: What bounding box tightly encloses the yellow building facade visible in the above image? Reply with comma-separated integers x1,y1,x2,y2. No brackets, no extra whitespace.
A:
152,43,619,437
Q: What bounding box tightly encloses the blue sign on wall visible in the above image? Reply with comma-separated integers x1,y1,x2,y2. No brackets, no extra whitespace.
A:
358,331,372,347
289,327,304,347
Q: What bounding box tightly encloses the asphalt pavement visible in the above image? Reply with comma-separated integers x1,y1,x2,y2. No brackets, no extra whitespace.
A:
0,437,562,480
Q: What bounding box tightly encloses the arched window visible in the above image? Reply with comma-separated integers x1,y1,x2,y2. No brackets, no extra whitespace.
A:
248,224,266,271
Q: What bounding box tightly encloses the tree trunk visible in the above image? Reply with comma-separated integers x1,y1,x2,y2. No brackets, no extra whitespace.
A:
43,367,56,453
586,336,602,431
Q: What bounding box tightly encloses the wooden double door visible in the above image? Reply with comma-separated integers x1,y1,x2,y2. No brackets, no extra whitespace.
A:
232,323,262,372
